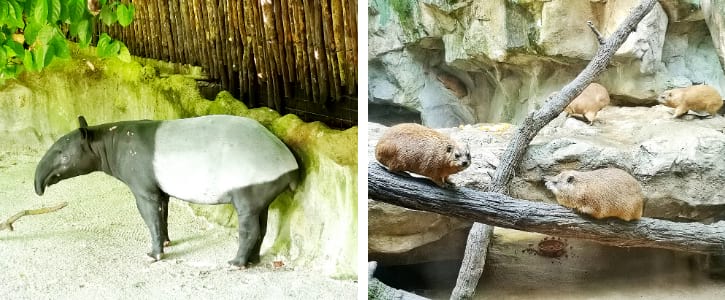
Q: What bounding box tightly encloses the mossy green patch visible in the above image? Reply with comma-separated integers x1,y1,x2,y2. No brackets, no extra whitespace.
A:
389,0,421,39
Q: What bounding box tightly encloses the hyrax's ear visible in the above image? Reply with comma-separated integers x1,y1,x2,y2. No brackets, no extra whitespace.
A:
78,116,89,140
566,175,575,184
446,144,453,153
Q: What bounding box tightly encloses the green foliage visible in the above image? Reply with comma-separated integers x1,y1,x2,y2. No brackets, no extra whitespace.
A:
0,0,136,85
97,32,128,62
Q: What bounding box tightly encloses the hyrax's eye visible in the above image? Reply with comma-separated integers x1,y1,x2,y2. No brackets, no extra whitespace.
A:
455,153,461,159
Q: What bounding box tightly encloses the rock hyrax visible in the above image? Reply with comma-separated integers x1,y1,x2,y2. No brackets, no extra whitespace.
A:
563,83,611,125
545,168,644,221
375,123,470,187
658,85,723,118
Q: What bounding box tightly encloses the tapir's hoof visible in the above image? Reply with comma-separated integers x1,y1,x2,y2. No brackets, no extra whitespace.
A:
148,252,163,261
163,240,172,247
228,259,247,269
249,257,260,264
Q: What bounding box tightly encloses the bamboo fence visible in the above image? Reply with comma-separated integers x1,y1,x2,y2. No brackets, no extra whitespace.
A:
99,0,357,126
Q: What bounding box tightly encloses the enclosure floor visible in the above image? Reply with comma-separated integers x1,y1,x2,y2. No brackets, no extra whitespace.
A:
410,228,725,299
0,147,355,299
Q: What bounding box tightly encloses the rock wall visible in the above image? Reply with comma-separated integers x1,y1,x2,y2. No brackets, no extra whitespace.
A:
369,0,725,127
0,46,357,278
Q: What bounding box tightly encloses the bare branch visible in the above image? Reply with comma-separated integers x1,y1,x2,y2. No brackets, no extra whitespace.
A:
587,21,605,45
369,162,725,255
1,202,68,231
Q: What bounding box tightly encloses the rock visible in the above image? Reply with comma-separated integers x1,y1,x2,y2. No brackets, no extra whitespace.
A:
702,0,725,69
369,111,725,262
368,0,725,125
603,1,669,75
539,0,599,60
660,0,705,22
368,200,471,256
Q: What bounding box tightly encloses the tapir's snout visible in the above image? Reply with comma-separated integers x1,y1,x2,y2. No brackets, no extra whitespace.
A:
34,162,49,196
34,182,45,195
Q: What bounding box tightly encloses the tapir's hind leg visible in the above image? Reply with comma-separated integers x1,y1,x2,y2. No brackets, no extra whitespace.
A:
249,206,269,264
228,173,292,268
133,191,166,261
229,205,262,268
159,195,171,247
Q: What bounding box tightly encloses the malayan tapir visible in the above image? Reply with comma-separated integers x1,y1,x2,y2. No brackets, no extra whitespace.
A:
34,115,299,268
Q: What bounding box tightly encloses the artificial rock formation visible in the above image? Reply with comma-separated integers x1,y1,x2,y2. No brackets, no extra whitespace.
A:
369,0,725,127
368,107,725,262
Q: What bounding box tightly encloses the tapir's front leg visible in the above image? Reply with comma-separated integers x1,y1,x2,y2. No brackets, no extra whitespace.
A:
133,192,165,261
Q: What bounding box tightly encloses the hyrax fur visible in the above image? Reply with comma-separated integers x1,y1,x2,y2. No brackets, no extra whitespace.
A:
545,168,644,221
375,123,471,187
658,85,723,118
564,83,611,125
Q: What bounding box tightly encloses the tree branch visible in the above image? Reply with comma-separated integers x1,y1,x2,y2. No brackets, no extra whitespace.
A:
587,21,605,45
369,162,725,255
0,202,68,231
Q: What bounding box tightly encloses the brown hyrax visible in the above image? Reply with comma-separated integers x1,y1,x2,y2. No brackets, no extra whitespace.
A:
545,168,644,221
563,83,610,125
658,85,723,118
375,123,471,187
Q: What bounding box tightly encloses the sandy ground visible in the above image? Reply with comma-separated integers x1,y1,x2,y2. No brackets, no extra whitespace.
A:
0,147,356,299
381,228,725,300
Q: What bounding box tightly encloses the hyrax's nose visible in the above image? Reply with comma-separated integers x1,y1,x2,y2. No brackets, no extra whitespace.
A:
462,160,470,167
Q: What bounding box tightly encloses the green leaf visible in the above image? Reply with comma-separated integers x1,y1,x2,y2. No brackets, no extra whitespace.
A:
10,0,25,28
24,21,43,45
0,47,7,66
96,32,117,58
71,19,91,47
1,0,25,29
48,0,61,23
68,0,86,22
117,3,134,27
23,49,42,72
0,2,9,28
35,24,56,45
117,44,131,62
2,64,22,80
5,41,25,59
100,4,116,26
43,43,56,66
59,0,70,21
49,31,69,59
28,0,49,25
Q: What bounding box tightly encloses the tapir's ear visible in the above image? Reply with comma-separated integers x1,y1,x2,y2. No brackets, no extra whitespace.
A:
78,116,89,140
78,116,88,128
